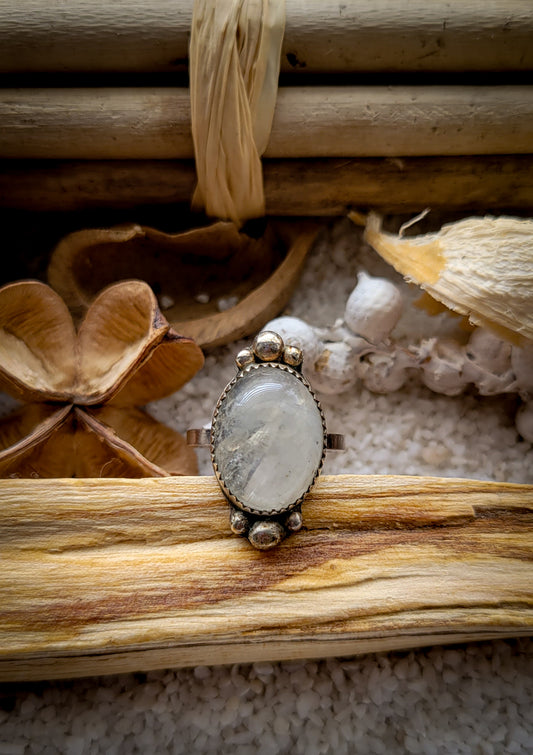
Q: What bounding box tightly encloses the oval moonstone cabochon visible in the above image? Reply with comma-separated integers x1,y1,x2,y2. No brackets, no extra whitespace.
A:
212,364,325,514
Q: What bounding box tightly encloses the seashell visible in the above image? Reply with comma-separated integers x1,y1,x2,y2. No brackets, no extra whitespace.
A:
364,213,533,344
344,271,403,343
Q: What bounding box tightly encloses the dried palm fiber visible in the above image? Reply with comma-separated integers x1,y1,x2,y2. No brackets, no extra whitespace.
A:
189,0,285,225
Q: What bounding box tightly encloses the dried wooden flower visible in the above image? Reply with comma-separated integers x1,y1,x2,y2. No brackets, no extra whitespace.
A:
0,280,205,477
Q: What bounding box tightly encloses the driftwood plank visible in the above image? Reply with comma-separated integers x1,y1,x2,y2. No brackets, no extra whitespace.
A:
2,157,533,214
2,86,533,160
0,475,532,681
1,0,532,74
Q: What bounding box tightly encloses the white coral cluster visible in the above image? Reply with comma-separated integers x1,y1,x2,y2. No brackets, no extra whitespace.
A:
266,271,533,442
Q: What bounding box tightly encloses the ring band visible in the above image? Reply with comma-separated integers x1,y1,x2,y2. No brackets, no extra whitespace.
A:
188,331,344,549
187,429,345,451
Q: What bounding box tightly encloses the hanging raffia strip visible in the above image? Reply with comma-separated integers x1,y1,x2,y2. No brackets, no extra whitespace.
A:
189,0,285,225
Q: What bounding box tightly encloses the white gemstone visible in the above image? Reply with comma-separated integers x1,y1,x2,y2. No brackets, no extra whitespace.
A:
213,365,324,513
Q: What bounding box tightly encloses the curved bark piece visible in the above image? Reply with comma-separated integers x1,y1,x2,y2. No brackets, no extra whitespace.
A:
172,221,319,347
0,281,77,401
48,221,314,349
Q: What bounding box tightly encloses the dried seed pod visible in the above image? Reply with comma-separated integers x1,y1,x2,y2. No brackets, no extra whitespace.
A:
463,328,515,396
516,402,533,442
359,350,409,394
0,280,204,478
344,271,403,343
312,342,358,394
465,328,512,374
511,344,533,398
418,338,466,396
364,213,533,344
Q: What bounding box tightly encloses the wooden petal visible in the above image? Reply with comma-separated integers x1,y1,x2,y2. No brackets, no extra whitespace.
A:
0,281,76,401
109,330,204,407
76,280,168,404
77,406,198,476
0,403,74,478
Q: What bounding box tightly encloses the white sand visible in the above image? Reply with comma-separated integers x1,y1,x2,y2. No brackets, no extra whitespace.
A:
1,218,532,754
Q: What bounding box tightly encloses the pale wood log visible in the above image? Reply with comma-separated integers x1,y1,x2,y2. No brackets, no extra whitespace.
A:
1,0,532,73
0,474,532,681
2,87,533,160
2,157,533,214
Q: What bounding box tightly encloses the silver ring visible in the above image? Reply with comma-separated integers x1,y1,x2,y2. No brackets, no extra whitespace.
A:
188,331,344,550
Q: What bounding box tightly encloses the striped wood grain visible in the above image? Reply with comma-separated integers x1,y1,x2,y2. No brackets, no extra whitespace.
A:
1,474,532,681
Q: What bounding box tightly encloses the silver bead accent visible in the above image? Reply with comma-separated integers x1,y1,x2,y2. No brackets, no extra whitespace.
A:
283,345,303,368
253,331,284,362
248,520,284,550
230,509,249,535
286,510,303,531
235,347,255,370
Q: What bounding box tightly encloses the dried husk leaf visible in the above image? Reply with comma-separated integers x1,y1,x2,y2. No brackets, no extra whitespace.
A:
0,404,74,478
190,0,285,224
0,281,77,401
364,213,533,344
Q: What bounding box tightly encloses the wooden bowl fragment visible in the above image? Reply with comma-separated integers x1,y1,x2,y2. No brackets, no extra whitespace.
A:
48,220,319,349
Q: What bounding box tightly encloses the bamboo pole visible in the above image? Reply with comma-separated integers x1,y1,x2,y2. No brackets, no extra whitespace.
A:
1,0,532,73
2,157,533,214
1,87,533,160
1,475,532,681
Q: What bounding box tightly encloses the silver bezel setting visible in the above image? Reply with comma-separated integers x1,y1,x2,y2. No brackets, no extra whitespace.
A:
210,361,327,517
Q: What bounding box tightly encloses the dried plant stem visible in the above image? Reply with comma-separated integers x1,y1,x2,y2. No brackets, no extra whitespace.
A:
1,475,532,681
2,87,533,159
2,0,532,73
2,156,533,213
